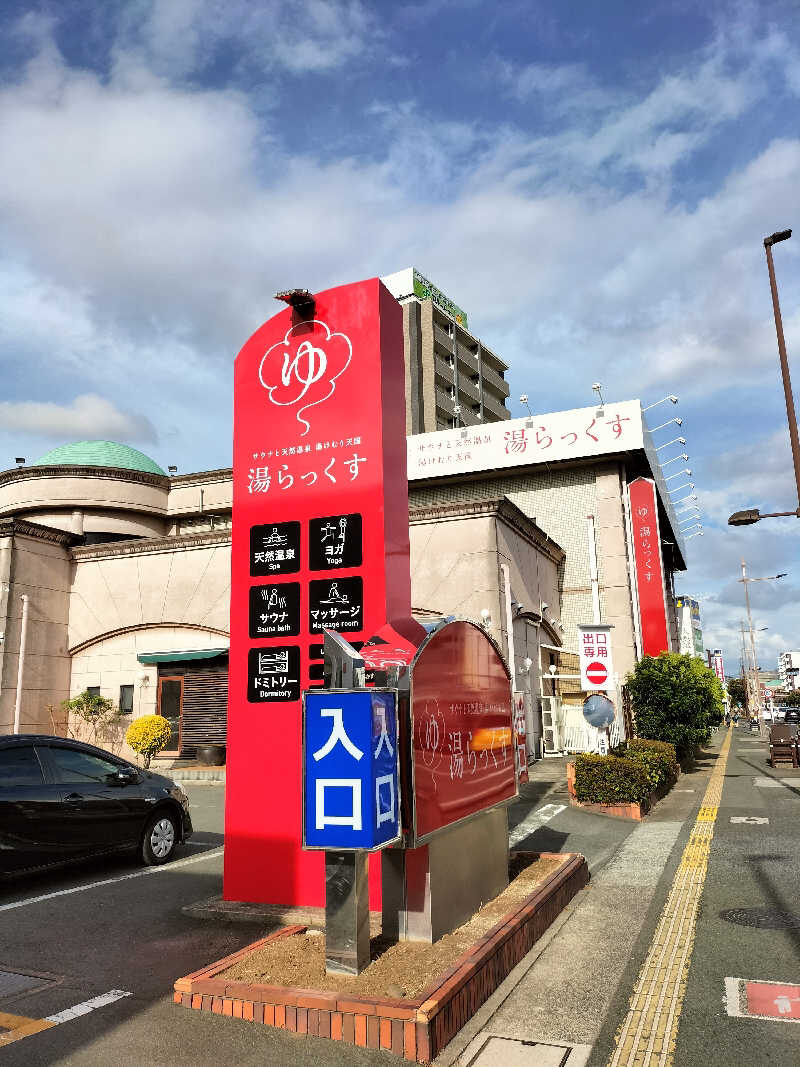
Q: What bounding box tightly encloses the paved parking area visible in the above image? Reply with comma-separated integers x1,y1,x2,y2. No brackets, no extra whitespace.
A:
0,784,387,1065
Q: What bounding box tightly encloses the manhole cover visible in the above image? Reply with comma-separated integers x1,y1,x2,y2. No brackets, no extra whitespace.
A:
0,969,50,997
720,907,800,931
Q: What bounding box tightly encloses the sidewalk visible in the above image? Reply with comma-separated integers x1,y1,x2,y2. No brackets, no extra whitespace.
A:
435,742,722,1066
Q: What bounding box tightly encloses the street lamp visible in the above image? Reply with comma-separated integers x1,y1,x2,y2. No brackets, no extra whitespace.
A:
661,452,689,467
728,228,800,526
519,394,533,416
668,482,695,495
676,495,698,509
665,468,692,481
656,436,686,451
739,560,786,714
643,395,679,412
686,530,703,540
651,417,683,433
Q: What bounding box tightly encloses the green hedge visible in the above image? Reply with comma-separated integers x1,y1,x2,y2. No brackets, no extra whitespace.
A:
626,738,677,758
612,739,679,792
573,753,651,806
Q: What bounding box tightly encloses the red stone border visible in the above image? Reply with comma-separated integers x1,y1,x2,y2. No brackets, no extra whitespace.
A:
174,851,588,1062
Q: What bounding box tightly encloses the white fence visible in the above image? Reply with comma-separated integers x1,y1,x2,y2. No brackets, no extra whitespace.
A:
539,693,626,755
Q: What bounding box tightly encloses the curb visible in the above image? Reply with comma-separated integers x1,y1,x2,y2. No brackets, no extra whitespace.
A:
174,852,589,1062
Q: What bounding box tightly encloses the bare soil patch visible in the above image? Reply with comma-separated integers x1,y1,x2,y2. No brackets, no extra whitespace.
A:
219,853,565,999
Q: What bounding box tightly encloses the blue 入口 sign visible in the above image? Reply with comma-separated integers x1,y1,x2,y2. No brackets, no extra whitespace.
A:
303,689,400,851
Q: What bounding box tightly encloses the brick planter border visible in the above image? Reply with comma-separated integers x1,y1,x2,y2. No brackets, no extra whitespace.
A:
174,851,588,1062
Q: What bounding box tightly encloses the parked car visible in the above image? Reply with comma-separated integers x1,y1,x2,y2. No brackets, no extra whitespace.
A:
0,734,192,877
782,708,800,726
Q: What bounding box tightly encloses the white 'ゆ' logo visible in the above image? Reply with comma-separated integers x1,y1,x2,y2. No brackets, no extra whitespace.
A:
258,320,352,436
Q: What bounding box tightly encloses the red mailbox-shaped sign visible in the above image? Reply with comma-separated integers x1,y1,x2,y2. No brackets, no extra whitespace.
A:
225,279,410,907
362,618,517,844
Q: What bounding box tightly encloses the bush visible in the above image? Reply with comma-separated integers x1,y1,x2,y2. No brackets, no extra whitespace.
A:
613,738,679,792
125,715,172,768
626,653,725,755
62,690,120,748
626,738,677,758
573,753,651,806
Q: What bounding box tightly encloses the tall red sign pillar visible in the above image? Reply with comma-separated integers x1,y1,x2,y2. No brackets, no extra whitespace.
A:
629,477,671,658
225,279,411,906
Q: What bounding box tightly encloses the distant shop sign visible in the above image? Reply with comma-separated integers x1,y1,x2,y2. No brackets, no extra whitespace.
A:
412,268,468,328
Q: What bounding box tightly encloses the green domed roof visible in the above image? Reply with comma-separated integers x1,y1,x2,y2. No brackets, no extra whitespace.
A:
33,441,167,476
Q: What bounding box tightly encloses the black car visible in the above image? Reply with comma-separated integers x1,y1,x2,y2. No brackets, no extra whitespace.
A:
0,734,192,876
783,708,800,726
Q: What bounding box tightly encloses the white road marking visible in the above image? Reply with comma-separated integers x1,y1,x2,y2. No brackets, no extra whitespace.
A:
724,977,800,1024
724,977,744,1018
674,789,695,793
46,989,132,1024
509,802,566,847
0,847,224,913
754,777,786,788
730,816,769,824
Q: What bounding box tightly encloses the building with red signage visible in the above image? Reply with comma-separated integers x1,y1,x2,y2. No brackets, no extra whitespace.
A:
0,395,684,763
405,399,687,752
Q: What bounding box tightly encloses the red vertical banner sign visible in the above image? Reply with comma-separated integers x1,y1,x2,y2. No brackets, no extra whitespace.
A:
224,279,411,906
629,477,670,658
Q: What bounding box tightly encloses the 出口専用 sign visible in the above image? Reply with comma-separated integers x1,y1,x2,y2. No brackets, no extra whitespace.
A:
578,624,615,692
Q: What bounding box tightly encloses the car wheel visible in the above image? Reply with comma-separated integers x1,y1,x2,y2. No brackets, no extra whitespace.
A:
141,810,178,865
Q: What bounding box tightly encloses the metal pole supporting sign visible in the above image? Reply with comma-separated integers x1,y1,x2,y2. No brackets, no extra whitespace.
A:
302,630,401,975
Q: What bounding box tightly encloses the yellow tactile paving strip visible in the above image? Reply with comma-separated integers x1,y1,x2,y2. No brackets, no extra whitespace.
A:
608,728,732,1067
0,1011,55,1046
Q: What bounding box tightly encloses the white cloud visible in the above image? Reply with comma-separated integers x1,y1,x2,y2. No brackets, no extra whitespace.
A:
116,0,377,78
0,394,156,442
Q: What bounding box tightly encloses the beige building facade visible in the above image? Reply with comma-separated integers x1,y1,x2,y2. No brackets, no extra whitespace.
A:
0,399,685,761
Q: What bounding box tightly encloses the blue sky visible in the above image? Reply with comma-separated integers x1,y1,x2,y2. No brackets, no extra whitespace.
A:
1,0,799,676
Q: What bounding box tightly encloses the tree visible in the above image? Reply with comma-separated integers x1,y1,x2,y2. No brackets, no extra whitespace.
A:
626,652,724,756
778,689,800,707
62,690,120,748
125,715,172,769
727,677,747,709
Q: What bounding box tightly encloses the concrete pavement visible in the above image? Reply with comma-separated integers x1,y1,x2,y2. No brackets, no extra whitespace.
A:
5,732,798,1065
445,727,800,1066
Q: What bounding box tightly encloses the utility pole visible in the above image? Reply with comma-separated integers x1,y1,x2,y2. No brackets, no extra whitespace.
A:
741,560,760,717
740,621,753,711
764,230,800,509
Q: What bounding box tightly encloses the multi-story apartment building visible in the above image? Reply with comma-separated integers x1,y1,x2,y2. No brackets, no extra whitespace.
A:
778,650,800,691
381,268,511,433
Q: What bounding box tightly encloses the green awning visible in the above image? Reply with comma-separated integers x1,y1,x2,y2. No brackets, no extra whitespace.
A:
136,649,228,664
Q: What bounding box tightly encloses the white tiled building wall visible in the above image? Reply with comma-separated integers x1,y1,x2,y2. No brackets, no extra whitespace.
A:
410,465,601,651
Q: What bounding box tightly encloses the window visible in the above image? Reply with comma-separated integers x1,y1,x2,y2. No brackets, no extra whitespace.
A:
0,746,44,788
87,686,100,698
47,746,120,785
119,684,134,716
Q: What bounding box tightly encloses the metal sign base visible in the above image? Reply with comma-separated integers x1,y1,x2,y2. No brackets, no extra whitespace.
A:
381,808,509,942
324,851,370,975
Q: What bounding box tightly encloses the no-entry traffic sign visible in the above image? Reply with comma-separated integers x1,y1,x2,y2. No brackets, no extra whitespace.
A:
586,660,608,686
